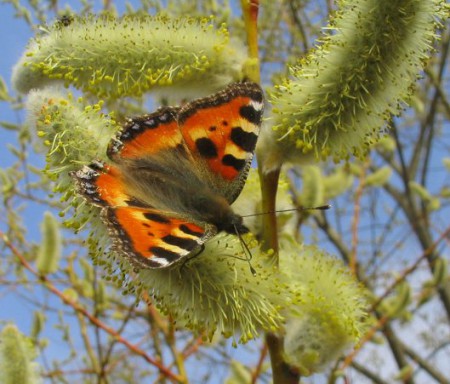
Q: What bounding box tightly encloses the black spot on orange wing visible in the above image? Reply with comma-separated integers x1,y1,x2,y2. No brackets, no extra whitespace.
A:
179,224,205,237
162,235,199,251
143,212,170,223
149,246,180,262
195,138,218,158
230,127,258,152
222,154,246,172
239,105,263,125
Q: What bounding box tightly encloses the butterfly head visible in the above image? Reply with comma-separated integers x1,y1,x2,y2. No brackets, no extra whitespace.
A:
190,192,249,235
218,212,249,236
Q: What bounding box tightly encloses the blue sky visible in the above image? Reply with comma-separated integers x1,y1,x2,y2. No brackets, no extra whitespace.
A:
0,6,31,168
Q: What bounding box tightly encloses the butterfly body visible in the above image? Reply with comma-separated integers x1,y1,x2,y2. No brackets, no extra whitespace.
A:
72,82,263,268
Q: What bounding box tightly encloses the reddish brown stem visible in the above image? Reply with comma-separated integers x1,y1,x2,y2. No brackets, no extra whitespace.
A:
1,231,183,383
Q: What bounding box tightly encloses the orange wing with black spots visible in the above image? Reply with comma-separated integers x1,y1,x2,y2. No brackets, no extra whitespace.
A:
107,107,182,161
178,82,264,203
72,162,213,268
104,206,211,268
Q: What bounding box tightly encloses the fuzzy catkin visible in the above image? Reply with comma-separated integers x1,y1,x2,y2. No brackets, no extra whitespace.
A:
265,0,448,169
13,15,247,99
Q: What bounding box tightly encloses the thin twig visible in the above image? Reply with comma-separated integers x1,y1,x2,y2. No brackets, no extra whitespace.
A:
1,230,182,383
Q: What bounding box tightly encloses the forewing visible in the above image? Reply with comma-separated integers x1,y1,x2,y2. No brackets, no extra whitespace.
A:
107,107,182,161
71,162,128,207
178,82,264,203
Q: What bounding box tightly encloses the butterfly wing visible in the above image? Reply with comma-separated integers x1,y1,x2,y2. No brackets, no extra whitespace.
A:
105,106,219,223
104,205,213,268
107,106,182,161
178,82,264,203
72,162,215,268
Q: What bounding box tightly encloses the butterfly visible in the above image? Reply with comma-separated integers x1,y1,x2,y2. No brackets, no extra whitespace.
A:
72,81,264,269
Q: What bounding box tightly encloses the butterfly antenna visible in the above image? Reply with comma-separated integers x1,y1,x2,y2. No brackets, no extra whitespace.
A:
241,204,331,218
234,225,257,276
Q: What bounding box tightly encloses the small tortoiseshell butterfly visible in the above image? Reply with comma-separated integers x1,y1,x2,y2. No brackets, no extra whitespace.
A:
72,82,264,269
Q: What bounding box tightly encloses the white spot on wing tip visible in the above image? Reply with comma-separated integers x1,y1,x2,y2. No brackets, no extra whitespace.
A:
250,100,264,111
